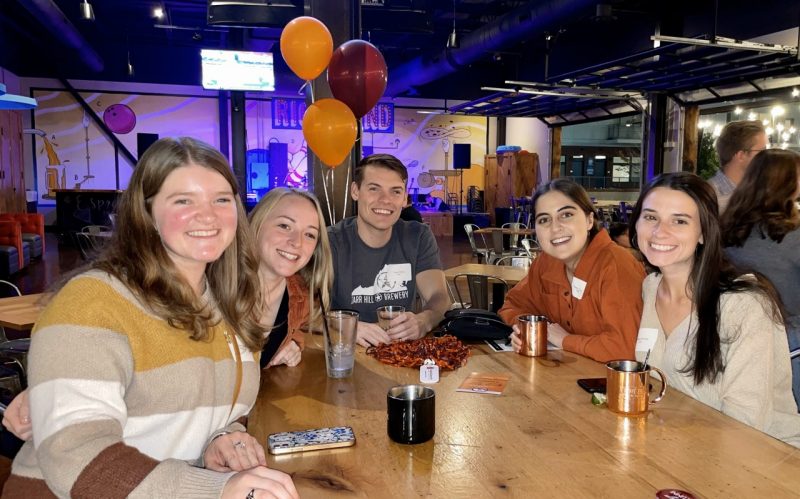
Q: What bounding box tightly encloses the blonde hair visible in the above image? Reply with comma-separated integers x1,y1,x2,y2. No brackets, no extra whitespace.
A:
93,137,264,351
248,188,333,328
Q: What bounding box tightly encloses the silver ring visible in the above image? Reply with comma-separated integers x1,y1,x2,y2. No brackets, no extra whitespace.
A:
246,489,255,499
234,440,246,450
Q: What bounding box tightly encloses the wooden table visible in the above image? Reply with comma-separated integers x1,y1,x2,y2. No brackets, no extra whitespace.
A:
249,344,800,498
474,227,534,236
0,293,46,330
444,263,528,286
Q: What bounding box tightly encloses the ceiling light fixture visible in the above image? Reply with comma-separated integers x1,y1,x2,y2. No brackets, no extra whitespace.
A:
127,50,134,77
153,6,164,19
446,0,459,49
80,0,95,21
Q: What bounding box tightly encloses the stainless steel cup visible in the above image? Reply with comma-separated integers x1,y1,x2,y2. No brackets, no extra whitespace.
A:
387,385,435,444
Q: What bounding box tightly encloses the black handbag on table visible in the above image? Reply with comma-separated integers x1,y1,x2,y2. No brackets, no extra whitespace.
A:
437,308,512,341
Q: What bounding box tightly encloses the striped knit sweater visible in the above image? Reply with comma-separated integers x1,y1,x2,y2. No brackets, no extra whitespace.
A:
2,270,261,498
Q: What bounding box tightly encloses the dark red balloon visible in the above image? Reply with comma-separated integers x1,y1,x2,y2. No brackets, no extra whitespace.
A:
327,40,388,118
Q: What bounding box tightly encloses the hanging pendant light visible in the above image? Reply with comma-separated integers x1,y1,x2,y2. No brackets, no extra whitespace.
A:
80,0,95,21
446,0,459,49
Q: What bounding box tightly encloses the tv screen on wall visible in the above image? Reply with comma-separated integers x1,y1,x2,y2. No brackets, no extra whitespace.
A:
201,49,275,92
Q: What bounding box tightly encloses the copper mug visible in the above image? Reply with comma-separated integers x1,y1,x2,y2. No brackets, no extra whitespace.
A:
606,360,667,416
516,314,548,357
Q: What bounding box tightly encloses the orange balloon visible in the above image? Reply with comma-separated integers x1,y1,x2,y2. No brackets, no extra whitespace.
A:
280,16,333,81
302,99,357,167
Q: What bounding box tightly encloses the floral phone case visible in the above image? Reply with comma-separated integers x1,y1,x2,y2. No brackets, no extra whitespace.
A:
267,426,356,455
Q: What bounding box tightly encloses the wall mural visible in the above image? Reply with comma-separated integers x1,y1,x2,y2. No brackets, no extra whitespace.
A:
30,89,487,207
31,89,219,205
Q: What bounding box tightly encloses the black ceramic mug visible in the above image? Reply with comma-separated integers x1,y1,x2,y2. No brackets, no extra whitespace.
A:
387,385,435,444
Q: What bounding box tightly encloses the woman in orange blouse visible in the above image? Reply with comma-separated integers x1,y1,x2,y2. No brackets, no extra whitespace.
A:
500,179,645,362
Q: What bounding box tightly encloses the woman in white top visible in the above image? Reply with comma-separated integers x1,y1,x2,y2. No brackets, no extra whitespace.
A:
629,172,799,448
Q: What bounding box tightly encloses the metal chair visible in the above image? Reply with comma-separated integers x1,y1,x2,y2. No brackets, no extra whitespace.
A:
501,222,525,250
464,224,493,263
0,281,29,388
81,225,111,235
452,273,509,312
520,238,541,259
74,232,97,261
493,255,533,268
0,281,21,344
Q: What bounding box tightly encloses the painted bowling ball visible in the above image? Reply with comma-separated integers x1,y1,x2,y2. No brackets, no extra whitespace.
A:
103,104,136,134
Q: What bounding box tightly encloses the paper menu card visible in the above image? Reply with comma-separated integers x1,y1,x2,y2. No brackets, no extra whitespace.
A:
456,372,511,395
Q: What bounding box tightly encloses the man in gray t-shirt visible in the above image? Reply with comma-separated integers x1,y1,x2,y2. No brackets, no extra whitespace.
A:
328,154,451,347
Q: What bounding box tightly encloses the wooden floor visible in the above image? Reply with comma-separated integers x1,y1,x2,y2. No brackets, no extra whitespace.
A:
6,233,476,295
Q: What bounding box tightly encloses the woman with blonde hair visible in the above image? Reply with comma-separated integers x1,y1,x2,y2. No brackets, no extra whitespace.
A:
248,187,333,368
2,137,297,498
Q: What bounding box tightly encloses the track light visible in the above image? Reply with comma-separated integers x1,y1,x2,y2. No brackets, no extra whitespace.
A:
80,0,95,21
127,51,134,77
446,0,459,49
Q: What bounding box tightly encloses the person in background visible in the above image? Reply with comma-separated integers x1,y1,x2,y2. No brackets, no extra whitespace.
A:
400,194,424,223
609,221,644,262
2,138,297,498
707,120,767,213
425,193,450,212
501,179,645,362
720,149,800,409
328,154,451,347
630,172,799,448
248,188,333,369
608,222,632,248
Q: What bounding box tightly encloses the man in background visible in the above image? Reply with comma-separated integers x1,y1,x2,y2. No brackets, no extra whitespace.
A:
328,154,451,347
708,120,767,213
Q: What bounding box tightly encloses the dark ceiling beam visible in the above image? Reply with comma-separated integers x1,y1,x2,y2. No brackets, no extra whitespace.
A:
16,0,104,72
385,0,596,97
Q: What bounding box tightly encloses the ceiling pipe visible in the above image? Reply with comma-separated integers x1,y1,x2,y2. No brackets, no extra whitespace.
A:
16,0,104,72
385,0,595,97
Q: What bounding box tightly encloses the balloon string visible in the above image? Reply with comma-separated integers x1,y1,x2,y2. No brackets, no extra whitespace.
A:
342,152,351,221
298,81,309,97
320,165,334,224
328,168,337,223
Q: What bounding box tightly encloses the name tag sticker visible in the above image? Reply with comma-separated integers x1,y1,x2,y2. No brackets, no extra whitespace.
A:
636,328,659,353
571,277,587,300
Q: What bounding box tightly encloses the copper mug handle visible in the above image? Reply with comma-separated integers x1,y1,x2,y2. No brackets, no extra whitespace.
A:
648,366,667,405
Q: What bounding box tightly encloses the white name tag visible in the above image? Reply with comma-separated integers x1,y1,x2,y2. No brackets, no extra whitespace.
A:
571,277,587,300
636,328,659,353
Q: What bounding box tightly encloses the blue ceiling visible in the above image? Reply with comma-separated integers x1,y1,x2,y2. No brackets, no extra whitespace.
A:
1,0,798,102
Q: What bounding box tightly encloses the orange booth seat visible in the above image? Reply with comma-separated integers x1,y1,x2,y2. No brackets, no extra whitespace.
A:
0,221,30,275
0,213,44,259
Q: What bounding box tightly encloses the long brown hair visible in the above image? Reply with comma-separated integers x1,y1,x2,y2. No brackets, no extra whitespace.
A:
532,178,600,239
248,188,333,328
721,149,800,246
630,172,783,385
93,137,264,351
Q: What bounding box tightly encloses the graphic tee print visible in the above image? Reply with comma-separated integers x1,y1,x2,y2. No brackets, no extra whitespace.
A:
328,217,442,323
351,263,412,305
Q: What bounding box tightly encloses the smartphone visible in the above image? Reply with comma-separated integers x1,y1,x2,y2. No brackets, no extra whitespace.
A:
577,378,607,394
267,426,356,455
